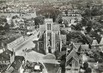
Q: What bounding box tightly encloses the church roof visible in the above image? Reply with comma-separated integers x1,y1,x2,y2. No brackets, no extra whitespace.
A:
73,43,82,52
66,49,79,63
100,37,103,44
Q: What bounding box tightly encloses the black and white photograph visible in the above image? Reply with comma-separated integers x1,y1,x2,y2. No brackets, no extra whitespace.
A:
0,0,103,73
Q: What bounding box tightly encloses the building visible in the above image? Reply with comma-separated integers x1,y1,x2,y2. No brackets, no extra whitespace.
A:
71,43,82,52
62,9,82,26
78,44,90,54
92,39,98,46
66,48,80,73
1,34,24,51
5,56,25,73
39,18,62,54
0,49,15,72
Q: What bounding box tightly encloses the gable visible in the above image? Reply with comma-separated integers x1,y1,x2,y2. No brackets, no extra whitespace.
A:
92,39,98,45
73,43,81,52
100,37,103,44
66,49,79,63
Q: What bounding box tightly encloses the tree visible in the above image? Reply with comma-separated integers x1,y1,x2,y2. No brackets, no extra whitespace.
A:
58,18,63,24
37,7,61,22
71,23,82,30
63,20,68,27
85,68,92,73
4,23,9,31
66,32,88,44
34,16,44,28
81,18,88,26
83,62,88,69
0,26,4,30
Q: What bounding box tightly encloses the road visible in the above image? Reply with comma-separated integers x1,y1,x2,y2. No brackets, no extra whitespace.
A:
14,31,41,56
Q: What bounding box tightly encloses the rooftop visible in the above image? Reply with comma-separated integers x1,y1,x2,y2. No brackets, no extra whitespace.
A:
1,33,22,44
0,49,13,62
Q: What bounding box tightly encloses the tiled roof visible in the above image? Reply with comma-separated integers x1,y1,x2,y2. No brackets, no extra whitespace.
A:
0,55,10,61
0,50,13,61
2,33,22,44
0,64,9,72
11,56,25,70
15,56,25,61
66,49,79,63
78,44,89,53
81,44,89,50
73,43,82,52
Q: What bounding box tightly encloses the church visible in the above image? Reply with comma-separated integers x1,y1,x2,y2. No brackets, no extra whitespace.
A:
38,18,62,54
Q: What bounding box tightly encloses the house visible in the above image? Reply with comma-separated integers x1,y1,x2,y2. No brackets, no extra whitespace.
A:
0,49,15,72
39,18,62,54
66,48,80,73
12,17,24,28
92,39,98,46
91,39,100,51
78,44,90,54
6,56,25,73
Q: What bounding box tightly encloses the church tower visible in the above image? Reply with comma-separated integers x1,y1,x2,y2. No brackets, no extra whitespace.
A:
45,19,54,54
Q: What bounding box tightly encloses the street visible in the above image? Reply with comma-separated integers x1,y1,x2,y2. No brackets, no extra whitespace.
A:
14,31,40,56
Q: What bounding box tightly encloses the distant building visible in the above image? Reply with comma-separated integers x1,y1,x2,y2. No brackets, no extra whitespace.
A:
62,9,82,26
39,18,62,54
